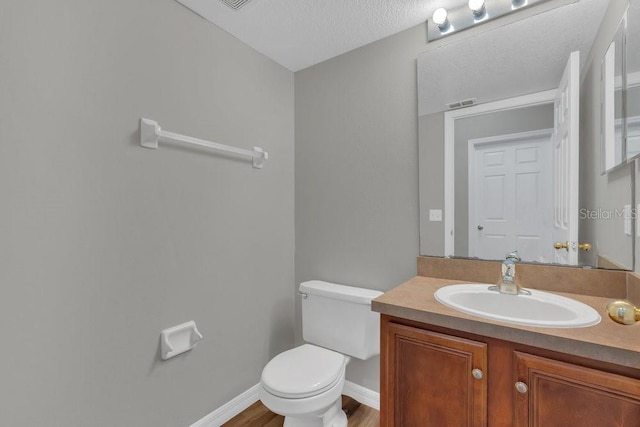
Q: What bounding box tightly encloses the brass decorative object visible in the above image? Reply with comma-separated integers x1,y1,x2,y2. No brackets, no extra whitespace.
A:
605,300,640,325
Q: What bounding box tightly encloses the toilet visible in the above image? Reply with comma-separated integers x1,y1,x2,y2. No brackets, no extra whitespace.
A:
259,280,383,427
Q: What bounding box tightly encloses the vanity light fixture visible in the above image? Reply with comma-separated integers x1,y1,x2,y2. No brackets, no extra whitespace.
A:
428,0,552,42
469,0,487,18
432,8,450,31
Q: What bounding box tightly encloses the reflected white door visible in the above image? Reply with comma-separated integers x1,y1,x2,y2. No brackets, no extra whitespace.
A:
552,51,580,265
469,130,553,262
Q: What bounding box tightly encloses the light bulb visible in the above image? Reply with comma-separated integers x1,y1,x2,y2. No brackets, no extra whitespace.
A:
468,0,486,17
433,8,449,31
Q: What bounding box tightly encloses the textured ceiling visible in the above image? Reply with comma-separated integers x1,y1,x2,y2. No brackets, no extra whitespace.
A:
176,0,614,84
176,0,468,71
417,0,610,115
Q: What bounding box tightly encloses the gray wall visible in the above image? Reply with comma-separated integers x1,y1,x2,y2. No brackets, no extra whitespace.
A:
295,25,425,391
419,113,446,256
580,0,633,269
0,1,294,426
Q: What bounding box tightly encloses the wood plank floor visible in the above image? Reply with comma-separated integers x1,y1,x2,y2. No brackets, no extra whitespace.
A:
223,395,379,426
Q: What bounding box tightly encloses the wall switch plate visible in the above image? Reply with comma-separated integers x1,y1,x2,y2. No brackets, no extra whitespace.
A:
624,204,632,236
429,209,443,222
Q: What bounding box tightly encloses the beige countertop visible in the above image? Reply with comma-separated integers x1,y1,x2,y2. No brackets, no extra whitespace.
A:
372,276,640,369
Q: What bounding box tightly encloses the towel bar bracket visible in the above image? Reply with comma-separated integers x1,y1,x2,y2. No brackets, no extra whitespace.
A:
140,118,160,150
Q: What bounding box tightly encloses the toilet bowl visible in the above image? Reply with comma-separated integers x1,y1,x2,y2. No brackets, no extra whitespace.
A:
259,344,350,427
259,281,382,427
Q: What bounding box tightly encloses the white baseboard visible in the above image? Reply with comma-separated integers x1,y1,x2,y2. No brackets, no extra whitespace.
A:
343,380,380,411
190,380,380,426
190,383,260,427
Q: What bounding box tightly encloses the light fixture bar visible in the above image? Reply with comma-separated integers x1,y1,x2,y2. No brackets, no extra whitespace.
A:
427,0,552,42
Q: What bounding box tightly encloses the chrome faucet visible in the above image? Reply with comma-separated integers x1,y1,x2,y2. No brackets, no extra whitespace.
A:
489,251,530,295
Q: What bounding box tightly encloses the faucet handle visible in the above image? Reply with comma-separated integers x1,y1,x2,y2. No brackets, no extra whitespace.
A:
502,260,515,278
505,250,521,262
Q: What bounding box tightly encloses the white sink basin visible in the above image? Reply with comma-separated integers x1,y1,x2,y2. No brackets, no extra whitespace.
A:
434,284,601,328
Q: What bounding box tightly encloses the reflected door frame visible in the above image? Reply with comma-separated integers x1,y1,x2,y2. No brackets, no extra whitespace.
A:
444,89,556,256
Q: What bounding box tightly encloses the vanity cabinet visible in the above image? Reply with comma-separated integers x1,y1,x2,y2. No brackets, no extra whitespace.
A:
514,352,640,426
380,315,640,427
384,321,487,426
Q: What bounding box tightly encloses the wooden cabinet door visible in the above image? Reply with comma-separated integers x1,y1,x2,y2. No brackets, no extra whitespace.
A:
382,322,487,427
514,352,640,426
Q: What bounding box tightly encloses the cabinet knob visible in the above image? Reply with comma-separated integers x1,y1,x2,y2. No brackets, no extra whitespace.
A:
515,382,528,393
471,369,483,380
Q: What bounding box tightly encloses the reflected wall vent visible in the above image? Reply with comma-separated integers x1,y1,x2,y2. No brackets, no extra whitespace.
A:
447,98,477,110
219,0,253,10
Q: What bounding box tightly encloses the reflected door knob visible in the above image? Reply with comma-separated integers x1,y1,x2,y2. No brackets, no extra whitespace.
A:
554,242,592,251
554,242,569,250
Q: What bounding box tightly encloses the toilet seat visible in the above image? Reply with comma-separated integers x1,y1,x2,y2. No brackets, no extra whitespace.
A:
261,344,347,399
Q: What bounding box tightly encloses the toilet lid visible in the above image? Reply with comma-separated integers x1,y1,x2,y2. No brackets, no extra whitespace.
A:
261,344,346,399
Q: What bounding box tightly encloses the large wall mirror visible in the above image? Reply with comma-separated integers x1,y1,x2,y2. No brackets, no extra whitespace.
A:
418,0,634,270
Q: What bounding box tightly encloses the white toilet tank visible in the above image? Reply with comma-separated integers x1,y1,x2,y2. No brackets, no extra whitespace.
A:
300,280,383,360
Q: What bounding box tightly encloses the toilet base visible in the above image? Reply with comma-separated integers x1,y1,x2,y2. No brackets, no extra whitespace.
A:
283,398,347,427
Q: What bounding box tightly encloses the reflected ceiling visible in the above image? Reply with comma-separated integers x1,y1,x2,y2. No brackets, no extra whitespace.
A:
417,0,609,116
